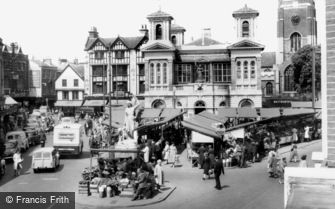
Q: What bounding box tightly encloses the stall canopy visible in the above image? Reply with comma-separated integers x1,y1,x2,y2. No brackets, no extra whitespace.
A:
182,111,224,139
4,95,18,105
192,131,214,143
54,100,83,107
198,111,227,123
82,100,106,107
218,108,237,118
237,108,258,118
136,108,185,131
260,108,280,118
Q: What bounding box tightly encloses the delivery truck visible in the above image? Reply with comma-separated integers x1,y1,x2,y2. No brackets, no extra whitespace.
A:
53,122,84,155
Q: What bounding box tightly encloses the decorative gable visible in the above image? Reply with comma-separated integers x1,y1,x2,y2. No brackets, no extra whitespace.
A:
92,41,107,51
112,40,128,50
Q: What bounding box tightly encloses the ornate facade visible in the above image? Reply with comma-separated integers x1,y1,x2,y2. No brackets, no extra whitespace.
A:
141,6,264,115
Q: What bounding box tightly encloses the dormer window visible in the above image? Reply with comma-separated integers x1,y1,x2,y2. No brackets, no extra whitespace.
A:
242,21,249,37
156,24,162,40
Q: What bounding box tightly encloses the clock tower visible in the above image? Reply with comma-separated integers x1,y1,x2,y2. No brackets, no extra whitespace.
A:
276,0,317,64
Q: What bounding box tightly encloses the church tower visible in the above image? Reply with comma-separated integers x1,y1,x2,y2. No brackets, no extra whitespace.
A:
276,0,317,64
233,4,259,41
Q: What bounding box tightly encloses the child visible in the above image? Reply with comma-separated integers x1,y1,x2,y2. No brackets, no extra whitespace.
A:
278,157,287,184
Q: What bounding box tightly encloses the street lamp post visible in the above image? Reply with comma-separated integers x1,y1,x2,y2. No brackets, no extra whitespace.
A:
108,47,112,135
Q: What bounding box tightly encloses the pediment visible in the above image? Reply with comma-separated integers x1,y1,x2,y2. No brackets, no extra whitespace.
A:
141,41,175,51
229,40,264,49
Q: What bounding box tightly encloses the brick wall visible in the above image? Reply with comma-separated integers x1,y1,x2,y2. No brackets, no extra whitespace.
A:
327,0,335,162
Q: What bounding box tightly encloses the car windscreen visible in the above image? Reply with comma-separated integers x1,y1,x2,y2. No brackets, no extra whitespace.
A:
33,152,42,159
42,152,51,159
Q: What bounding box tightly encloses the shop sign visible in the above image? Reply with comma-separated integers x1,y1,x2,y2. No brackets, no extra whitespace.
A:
270,99,292,107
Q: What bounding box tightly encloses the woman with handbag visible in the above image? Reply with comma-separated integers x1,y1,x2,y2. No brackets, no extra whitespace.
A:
13,149,23,177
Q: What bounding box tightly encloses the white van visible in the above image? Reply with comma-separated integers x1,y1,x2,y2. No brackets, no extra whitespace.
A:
53,123,84,155
6,131,29,151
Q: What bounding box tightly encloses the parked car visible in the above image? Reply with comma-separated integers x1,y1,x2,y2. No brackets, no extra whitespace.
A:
32,147,60,173
3,140,19,160
25,129,42,146
6,131,29,151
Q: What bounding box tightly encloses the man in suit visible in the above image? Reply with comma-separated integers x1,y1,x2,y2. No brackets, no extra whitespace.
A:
214,156,225,190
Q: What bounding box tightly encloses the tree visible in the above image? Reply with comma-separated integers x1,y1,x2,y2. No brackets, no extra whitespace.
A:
291,45,321,94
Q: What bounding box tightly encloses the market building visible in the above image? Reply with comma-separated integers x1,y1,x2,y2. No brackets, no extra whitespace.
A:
54,64,85,116
140,6,264,116
29,58,58,108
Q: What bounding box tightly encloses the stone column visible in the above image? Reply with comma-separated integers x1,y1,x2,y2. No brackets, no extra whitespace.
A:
144,61,150,91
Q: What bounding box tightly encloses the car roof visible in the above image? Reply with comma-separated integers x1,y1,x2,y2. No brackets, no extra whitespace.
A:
33,147,55,153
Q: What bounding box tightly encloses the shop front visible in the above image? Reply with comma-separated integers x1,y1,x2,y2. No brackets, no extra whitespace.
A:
54,100,83,116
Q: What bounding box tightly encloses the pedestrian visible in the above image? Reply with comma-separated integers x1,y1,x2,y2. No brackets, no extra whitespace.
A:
299,155,308,167
168,143,177,167
202,153,211,180
142,142,150,163
208,145,215,169
278,157,287,184
292,128,298,144
198,144,206,169
162,141,170,164
304,125,311,142
267,150,277,178
213,156,225,190
289,143,299,163
154,159,164,190
13,149,23,176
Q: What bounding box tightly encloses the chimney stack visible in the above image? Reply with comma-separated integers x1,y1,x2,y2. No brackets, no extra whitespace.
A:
10,42,18,54
139,24,149,37
0,38,3,53
201,28,211,46
88,26,99,38
73,58,78,64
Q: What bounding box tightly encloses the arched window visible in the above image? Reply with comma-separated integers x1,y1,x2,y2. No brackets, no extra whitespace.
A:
239,99,254,108
152,99,166,108
163,63,167,84
284,66,295,91
265,82,273,95
150,63,154,84
250,61,256,79
194,100,206,114
243,61,249,79
290,32,301,52
219,101,226,107
156,24,162,40
156,63,161,84
242,21,249,37
237,61,241,79
171,35,177,45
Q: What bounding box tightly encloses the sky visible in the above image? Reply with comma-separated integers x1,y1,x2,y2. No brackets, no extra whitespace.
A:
0,0,324,64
